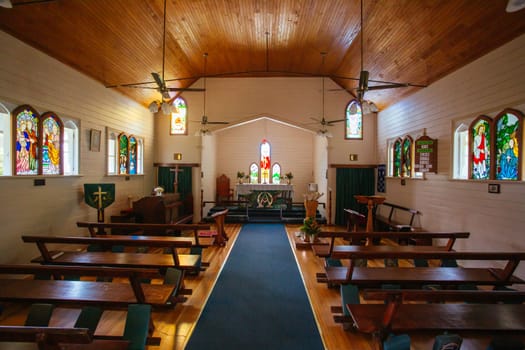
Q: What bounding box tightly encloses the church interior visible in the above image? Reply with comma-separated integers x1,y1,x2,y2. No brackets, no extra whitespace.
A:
1,0,525,349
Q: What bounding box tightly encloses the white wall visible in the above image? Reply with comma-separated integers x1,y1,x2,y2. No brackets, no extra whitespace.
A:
0,31,154,264
377,33,525,279
155,76,377,221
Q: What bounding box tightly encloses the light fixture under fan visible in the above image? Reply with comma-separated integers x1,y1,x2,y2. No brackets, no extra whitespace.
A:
106,0,204,114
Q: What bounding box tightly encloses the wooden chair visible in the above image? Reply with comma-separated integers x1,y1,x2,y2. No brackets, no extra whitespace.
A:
216,174,233,205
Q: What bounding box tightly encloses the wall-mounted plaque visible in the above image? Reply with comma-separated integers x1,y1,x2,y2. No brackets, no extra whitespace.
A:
414,135,437,173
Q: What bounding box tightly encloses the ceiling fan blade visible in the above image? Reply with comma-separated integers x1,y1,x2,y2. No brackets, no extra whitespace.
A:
0,0,12,8
366,83,409,91
151,72,165,89
326,119,345,125
207,121,229,125
166,87,206,92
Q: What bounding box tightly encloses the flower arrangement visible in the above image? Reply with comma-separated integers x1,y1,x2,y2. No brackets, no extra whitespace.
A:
300,216,322,239
237,171,245,179
153,186,164,196
285,172,293,180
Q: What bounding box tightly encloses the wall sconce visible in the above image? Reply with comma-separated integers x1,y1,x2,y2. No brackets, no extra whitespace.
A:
173,153,182,161
349,154,358,161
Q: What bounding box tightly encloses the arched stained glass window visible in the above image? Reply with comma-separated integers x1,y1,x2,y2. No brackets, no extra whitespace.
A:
469,116,492,180
495,109,522,180
345,100,363,140
453,123,469,179
272,163,281,184
128,135,137,175
260,139,271,184
392,138,402,177
41,112,63,175
118,133,129,175
402,136,413,177
170,97,188,135
13,105,39,175
249,162,259,184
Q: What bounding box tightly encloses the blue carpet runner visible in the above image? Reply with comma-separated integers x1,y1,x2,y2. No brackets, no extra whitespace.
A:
185,223,324,350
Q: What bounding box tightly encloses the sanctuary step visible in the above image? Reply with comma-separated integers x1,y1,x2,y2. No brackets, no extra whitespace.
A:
207,205,325,224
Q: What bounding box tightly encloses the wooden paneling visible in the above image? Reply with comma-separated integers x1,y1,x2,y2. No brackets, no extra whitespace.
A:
1,0,525,110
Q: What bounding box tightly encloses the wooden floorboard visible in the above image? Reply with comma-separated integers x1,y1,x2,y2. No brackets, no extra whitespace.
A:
0,223,510,349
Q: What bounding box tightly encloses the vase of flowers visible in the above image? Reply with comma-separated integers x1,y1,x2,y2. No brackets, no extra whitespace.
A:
284,172,293,184
300,216,322,243
237,171,245,184
153,186,164,196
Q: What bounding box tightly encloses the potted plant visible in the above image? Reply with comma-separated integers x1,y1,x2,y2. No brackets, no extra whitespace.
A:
284,172,293,184
299,216,322,243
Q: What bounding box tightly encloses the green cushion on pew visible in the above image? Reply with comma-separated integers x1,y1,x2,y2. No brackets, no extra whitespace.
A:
340,284,360,316
164,267,183,300
24,303,55,327
383,333,411,350
441,259,458,267
123,304,152,350
325,258,342,267
433,332,462,350
74,306,103,333
414,258,429,267
190,246,203,269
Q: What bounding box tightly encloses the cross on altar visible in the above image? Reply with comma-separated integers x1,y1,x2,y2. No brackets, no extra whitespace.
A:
170,165,184,192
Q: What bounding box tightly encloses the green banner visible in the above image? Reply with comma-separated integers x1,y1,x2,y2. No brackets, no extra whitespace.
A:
84,183,115,209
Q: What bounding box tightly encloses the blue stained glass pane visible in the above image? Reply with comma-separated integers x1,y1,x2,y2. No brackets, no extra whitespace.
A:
496,113,519,180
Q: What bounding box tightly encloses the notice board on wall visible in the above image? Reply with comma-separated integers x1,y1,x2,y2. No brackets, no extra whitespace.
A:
414,135,437,173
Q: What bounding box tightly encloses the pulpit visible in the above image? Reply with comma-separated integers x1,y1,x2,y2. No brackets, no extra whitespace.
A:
354,195,386,233
112,193,181,235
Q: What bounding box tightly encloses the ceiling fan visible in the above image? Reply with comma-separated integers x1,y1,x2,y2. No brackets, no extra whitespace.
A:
309,53,344,136
336,0,426,103
0,0,55,8
105,0,204,114
194,53,228,135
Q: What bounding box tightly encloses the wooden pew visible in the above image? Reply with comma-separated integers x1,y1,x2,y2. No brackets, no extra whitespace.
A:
76,222,213,246
318,251,525,288
0,264,184,308
0,326,130,349
374,202,421,232
207,209,229,246
22,235,201,272
346,289,525,341
313,231,470,258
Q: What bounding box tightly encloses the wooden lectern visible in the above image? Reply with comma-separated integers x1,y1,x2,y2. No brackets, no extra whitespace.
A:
354,195,386,233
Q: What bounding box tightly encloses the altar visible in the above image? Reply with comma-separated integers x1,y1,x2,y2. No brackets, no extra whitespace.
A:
235,183,294,208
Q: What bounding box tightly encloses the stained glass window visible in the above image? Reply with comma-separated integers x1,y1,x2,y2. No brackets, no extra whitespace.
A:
260,139,271,184
345,100,363,140
402,136,413,177
118,133,128,175
41,112,63,175
128,135,137,175
272,163,281,184
495,109,522,180
393,138,402,177
14,105,39,175
170,97,188,135
469,116,492,180
249,162,259,184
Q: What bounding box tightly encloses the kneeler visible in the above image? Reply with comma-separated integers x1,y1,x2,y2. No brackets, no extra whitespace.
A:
432,332,462,350
24,303,55,327
383,333,411,350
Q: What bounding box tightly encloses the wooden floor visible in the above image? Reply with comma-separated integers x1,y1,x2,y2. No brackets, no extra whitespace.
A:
0,223,507,349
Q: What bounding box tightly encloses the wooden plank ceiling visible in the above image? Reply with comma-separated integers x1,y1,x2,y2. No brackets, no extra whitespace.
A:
1,0,525,111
